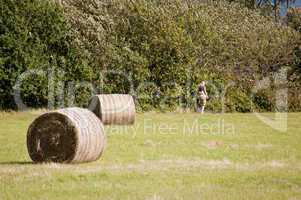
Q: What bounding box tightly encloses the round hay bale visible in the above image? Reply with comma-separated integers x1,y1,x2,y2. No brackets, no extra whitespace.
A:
88,94,135,125
27,108,106,163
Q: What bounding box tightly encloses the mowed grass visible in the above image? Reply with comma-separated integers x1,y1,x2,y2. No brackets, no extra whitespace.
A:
0,111,301,200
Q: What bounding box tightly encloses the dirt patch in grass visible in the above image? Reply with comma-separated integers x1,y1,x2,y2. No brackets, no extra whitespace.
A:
201,141,224,150
246,144,273,150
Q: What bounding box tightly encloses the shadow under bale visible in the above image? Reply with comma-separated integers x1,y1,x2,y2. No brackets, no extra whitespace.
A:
0,161,33,165
27,108,106,164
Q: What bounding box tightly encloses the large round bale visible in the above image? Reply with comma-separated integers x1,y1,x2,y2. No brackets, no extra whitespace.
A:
88,94,135,125
27,108,106,163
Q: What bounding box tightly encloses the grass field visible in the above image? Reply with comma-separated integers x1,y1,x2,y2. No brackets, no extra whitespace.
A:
0,111,301,200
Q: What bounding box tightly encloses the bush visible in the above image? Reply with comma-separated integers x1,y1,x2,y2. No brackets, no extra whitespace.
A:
286,8,301,111
61,0,300,112
0,0,90,110
1,0,300,111
287,8,301,32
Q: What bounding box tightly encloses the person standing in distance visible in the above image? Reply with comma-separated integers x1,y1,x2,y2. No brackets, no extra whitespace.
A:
197,81,208,114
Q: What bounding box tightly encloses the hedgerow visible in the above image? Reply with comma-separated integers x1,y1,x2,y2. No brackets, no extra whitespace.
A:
0,0,92,109
61,0,300,112
1,0,300,111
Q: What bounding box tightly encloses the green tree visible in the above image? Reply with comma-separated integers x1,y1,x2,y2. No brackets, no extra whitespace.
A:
0,0,90,110
61,0,300,112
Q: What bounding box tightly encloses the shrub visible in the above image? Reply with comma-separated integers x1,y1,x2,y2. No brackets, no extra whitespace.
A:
60,0,300,112
0,0,89,110
287,8,301,32
1,0,300,111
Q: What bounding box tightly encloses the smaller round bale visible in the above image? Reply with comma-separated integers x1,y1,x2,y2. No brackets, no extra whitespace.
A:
88,94,135,125
27,108,106,163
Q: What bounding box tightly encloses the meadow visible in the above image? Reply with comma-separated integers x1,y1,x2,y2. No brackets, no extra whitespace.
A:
0,111,301,200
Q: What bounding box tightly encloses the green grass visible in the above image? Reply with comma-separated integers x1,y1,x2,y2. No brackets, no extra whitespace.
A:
0,111,301,200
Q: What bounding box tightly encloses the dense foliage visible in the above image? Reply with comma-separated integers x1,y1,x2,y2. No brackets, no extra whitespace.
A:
0,0,91,110
61,0,300,112
287,8,301,32
286,8,301,111
0,0,300,111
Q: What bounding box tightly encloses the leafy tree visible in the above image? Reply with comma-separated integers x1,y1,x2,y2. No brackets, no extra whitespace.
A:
60,0,300,112
0,0,90,110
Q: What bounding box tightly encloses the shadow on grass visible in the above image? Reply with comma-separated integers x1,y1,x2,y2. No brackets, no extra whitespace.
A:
0,161,34,165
